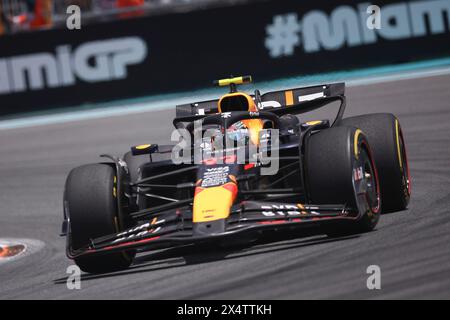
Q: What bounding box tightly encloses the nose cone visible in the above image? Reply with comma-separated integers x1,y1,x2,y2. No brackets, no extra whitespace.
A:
192,179,238,236
193,182,237,223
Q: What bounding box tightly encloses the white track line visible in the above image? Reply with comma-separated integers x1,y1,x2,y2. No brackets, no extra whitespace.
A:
346,66,450,87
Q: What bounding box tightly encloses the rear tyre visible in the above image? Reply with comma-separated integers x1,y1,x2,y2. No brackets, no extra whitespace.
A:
339,113,410,212
305,126,381,235
64,164,134,273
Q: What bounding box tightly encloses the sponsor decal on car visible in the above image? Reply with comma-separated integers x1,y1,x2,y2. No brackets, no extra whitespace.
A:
353,166,364,181
113,219,163,243
261,204,312,217
201,166,230,188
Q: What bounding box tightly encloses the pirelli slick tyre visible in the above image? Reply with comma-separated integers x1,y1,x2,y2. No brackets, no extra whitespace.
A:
64,164,134,273
339,113,410,212
305,126,381,235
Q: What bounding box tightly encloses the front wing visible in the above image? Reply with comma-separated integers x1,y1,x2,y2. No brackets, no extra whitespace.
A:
66,201,359,259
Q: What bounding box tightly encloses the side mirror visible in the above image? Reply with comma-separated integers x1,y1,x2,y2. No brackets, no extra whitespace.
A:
131,144,158,156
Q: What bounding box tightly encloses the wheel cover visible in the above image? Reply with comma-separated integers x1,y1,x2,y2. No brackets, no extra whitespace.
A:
353,144,381,215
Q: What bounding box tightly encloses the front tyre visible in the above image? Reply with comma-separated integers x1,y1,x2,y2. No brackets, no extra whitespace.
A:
339,113,410,212
305,126,381,235
64,164,134,273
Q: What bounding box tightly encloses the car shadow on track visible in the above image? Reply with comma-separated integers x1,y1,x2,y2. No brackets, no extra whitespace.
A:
53,232,360,285
381,208,410,215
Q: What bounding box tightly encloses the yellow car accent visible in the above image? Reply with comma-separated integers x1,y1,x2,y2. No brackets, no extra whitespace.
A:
354,129,362,159
113,175,117,198
395,119,403,169
136,144,151,150
285,90,294,106
215,76,252,87
305,120,323,126
193,184,236,223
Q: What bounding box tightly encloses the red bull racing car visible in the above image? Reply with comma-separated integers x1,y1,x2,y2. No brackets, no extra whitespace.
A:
61,76,411,273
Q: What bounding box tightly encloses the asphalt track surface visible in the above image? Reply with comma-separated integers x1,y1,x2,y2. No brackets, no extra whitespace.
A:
1,74,450,299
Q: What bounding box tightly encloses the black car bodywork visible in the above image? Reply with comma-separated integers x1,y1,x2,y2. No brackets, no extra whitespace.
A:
62,82,382,261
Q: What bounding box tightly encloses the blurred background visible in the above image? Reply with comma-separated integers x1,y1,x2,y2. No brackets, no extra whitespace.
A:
0,0,244,34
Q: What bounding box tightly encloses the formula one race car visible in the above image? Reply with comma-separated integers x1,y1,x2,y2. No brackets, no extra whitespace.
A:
61,76,411,273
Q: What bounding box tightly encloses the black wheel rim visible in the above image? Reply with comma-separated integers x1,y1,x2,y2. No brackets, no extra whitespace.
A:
355,146,380,214
398,130,411,197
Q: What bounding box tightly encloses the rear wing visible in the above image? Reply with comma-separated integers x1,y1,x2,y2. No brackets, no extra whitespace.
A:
175,82,345,117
